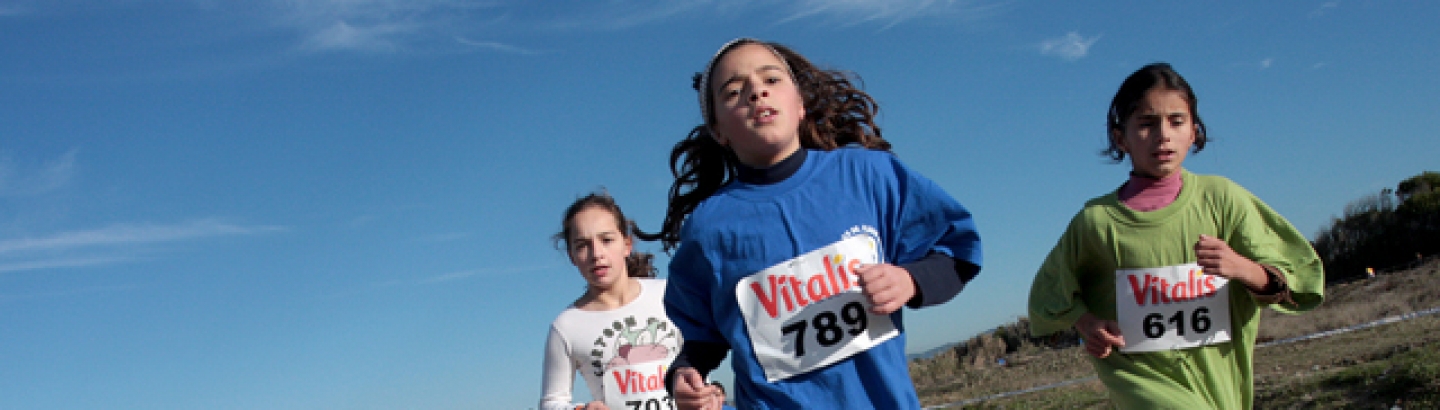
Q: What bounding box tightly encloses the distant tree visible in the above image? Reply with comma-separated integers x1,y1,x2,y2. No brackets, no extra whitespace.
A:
1312,171,1440,283
1396,171,1440,202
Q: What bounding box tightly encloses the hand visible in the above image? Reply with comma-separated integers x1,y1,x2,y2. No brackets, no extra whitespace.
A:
671,367,713,410
1195,234,1267,291
1074,312,1125,358
580,401,609,410
855,263,916,315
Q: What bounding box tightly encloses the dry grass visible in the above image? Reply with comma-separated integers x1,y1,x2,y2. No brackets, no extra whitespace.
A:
913,258,1440,408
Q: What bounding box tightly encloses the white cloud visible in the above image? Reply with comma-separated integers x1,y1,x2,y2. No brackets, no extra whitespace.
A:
0,219,284,255
417,264,554,284
0,149,78,197
299,20,411,52
0,219,285,274
1039,32,1100,61
273,0,501,53
0,255,139,274
772,0,1007,29
1261,58,1274,69
0,5,29,17
454,36,540,55
1309,1,1339,18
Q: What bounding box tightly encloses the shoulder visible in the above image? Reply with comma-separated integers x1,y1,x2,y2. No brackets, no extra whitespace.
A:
1184,171,1258,206
548,305,587,332
826,146,899,166
1185,171,1247,193
639,278,668,296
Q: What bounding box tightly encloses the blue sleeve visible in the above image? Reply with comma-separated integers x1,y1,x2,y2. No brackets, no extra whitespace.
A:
663,239,727,345
882,155,983,305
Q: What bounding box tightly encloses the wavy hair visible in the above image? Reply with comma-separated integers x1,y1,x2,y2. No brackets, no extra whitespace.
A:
638,39,892,251
553,191,656,278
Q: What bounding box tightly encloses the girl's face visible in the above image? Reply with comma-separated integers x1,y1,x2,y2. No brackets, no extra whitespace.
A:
566,206,633,290
1112,87,1196,179
709,43,806,168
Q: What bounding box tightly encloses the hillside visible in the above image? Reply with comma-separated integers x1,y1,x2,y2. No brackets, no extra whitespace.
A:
911,256,1440,408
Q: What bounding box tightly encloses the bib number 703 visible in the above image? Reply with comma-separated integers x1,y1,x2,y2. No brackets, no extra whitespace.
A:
624,397,673,410
1142,307,1212,338
780,301,869,357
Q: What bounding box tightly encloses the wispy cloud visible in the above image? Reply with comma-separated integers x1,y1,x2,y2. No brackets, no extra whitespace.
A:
0,219,285,274
1260,58,1274,69
1039,32,1100,61
273,0,503,53
454,36,541,55
417,264,554,285
0,149,78,197
0,283,141,302
1309,1,1339,18
0,4,29,17
299,20,413,52
777,0,1004,29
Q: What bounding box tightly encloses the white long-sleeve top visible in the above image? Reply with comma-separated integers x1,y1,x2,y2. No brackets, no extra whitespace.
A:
539,278,682,410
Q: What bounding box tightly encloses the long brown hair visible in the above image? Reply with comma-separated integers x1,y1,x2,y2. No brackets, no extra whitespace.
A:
637,39,892,251
553,191,656,278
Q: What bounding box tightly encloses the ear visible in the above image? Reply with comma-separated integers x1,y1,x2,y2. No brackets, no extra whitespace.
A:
1110,128,1128,154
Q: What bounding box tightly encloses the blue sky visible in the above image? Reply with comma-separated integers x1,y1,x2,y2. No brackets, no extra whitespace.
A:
1,1,1436,409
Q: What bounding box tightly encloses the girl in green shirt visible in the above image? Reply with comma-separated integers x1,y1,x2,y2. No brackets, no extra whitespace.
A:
1027,63,1324,409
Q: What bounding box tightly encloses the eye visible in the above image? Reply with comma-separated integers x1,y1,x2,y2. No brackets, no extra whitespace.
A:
764,76,783,85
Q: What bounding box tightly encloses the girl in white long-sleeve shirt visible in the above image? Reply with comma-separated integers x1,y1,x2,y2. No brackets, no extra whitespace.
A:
539,192,682,410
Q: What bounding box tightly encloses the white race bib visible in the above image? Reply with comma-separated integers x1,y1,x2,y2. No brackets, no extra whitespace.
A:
736,236,899,382
601,362,673,410
1115,263,1233,353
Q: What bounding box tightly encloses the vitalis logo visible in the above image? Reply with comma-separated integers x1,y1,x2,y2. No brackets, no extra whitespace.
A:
843,225,883,259
744,226,884,320
589,316,678,376
1126,267,1221,306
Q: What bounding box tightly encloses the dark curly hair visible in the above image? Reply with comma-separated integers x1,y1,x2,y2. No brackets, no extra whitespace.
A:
638,39,892,251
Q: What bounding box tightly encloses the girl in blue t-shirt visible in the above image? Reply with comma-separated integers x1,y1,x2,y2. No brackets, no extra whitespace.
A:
638,38,983,410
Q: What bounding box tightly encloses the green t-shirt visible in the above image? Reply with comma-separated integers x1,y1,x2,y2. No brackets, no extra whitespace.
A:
1028,170,1324,409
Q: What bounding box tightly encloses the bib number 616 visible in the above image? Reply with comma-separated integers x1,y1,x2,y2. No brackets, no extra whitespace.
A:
780,301,869,357
1142,307,1212,338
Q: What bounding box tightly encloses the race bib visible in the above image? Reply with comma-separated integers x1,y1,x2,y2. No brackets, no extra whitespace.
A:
601,362,673,410
736,235,898,382
1115,263,1233,353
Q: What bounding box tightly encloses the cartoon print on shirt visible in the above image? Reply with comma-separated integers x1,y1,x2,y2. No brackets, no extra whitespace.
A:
589,315,679,376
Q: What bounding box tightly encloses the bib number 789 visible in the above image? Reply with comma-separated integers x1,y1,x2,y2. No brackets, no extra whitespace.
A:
780,301,869,357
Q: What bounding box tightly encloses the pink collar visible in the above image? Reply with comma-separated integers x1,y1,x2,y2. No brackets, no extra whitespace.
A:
1118,172,1183,211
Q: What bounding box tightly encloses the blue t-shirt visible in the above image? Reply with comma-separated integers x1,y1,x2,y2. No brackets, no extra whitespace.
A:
664,148,982,409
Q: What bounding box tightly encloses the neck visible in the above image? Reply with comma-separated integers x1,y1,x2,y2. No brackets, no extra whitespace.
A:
737,147,806,185
1118,170,1184,211
582,277,640,310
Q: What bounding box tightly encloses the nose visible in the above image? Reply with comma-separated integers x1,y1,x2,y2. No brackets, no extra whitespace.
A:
748,89,769,103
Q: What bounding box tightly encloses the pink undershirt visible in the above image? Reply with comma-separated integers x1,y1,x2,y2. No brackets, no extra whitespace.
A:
1118,172,1183,211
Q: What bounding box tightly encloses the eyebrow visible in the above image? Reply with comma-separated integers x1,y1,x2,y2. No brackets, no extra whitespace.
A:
715,65,789,90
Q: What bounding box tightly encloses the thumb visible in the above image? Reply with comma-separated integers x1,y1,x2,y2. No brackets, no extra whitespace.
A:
1103,321,1126,346
679,368,707,391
